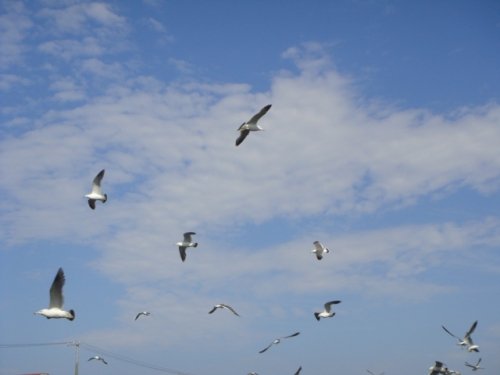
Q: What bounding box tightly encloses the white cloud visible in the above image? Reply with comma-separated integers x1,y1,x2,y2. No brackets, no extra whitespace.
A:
0,2,33,68
38,2,126,34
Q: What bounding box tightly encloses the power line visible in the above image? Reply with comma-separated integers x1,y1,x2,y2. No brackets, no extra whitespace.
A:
80,342,197,375
0,340,199,375
0,341,73,348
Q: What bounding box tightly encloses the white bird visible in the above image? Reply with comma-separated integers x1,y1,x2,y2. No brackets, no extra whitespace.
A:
88,355,108,365
135,311,151,320
465,358,484,371
259,331,300,353
34,268,75,321
176,232,198,262
85,169,107,209
235,104,272,146
442,320,479,352
429,361,448,375
367,370,385,375
314,300,341,321
208,303,240,316
312,240,330,260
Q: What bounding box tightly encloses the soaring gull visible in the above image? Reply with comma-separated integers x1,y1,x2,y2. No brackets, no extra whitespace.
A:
34,267,75,321
208,303,240,316
314,300,341,321
465,358,484,371
259,332,300,353
176,232,198,262
85,169,107,210
135,311,151,320
235,104,272,146
442,320,479,352
88,355,108,365
312,240,330,260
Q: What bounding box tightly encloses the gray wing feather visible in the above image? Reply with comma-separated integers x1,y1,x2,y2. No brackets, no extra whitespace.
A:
248,104,272,124
49,268,65,308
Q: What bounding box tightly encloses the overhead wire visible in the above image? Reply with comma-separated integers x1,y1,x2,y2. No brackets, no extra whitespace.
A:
0,340,199,375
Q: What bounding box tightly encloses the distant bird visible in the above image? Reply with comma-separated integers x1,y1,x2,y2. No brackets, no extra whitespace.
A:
235,104,272,146
208,303,240,316
259,331,300,353
294,366,302,375
465,358,484,371
442,320,479,352
312,240,330,260
135,311,151,320
34,267,75,321
88,355,108,365
85,169,107,209
314,300,341,321
176,232,198,262
429,361,448,375
367,370,385,375
248,373,258,375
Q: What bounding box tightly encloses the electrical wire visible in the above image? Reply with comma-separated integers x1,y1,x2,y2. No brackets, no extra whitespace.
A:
0,340,199,375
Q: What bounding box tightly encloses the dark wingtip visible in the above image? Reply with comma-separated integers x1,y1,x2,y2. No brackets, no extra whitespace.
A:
103,193,108,203
314,312,320,321
68,309,76,321
194,243,198,247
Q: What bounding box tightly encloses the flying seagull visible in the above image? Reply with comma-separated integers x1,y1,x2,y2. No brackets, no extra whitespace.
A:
442,320,479,352
259,331,300,353
88,355,108,365
314,300,341,321
312,240,330,260
34,267,75,321
135,311,151,320
85,169,107,209
176,232,198,262
465,358,484,371
235,104,272,146
367,370,385,375
429,361,448,375
294,366,302,375
208,303,240,316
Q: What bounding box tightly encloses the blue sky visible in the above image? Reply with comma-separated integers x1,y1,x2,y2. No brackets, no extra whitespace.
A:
1,1,500,374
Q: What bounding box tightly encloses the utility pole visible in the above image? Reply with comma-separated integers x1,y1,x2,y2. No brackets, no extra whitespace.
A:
68,341,80,375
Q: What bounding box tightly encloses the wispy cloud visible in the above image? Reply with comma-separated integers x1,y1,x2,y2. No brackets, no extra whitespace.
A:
0,2,33,68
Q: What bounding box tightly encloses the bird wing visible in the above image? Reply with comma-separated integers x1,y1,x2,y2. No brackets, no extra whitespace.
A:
258,342,274,353
222,304,240,316
91,169,105,194
442,325,460,339
88,199,96,210
102,358,108,365
465,320,478,338
313,241,324,251
476,358,482,366
183,232,195,242
283,331,300,339
236,129,250,146
247,104,272,124
179,246,187,262
294,366,302,375
464,362,474,369
135,313,143,320
324,300,341,312
367,371,375,375
49,268,65,308
208,306,218,314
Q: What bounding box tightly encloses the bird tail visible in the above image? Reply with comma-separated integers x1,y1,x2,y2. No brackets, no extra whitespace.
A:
314,312,320,321
68,309,76,321
193,243,198,247
103,194,108,203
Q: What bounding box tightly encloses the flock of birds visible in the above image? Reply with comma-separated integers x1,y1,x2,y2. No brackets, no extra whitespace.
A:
428,320,484,375
30,104,485,374
31,104,342,374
